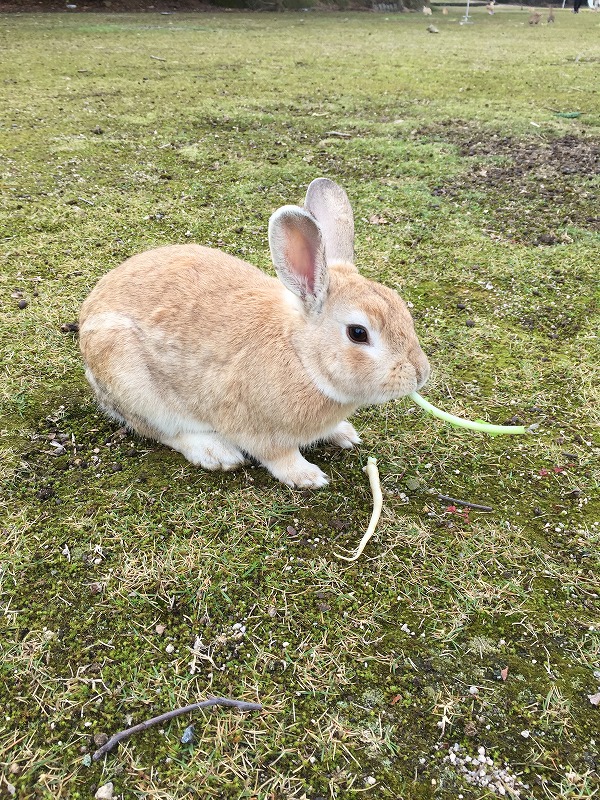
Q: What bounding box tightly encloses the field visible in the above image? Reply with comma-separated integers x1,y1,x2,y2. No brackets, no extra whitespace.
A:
0,6,599,799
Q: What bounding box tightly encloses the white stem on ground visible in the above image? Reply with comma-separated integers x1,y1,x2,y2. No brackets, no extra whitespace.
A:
335,457,383,563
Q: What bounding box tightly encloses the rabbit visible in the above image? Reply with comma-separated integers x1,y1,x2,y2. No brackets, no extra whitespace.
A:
79,178,430,489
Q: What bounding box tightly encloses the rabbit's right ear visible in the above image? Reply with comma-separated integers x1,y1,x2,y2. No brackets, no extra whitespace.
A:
269,206,329,314
304,178,354,265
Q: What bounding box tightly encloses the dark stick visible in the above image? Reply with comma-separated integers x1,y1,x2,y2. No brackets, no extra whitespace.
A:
437,494,493,512
92,697,263,761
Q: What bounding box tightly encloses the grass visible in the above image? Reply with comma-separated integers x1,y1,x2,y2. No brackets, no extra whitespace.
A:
0,5,599,799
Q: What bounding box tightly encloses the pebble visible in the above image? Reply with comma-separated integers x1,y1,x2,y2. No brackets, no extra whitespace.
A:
93,733,109,747
181,724,195,744
95,783,114,800
17,299,28,309
165,643,175,653
444,744,526,796
469,685,479,695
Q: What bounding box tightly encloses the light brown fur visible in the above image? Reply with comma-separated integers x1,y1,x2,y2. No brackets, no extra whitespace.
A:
80,180,429,488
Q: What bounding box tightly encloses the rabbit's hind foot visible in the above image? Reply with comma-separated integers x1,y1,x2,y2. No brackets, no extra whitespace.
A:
165,432,247,472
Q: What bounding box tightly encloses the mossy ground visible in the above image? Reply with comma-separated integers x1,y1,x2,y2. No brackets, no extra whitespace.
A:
1,7,599,799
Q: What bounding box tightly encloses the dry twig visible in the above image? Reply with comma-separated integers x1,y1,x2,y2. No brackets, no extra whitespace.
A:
92,697,263,760
437,494,493,512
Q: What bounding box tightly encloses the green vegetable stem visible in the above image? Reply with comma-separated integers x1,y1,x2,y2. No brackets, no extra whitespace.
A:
409,392,531,436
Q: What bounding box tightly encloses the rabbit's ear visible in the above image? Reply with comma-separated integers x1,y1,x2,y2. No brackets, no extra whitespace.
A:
304,178,354,265
269,206,329,314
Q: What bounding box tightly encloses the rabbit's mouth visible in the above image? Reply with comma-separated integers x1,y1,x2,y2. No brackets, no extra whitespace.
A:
380,360,429,402
415,359,431,391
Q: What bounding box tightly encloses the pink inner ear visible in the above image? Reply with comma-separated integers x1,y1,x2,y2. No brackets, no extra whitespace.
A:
285,227,316,294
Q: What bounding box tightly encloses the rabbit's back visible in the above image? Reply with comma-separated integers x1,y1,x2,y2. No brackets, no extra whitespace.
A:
80,244,276,329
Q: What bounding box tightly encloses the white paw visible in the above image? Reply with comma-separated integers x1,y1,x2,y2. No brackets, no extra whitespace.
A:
326,421,361,450
264,452,329,489
283,462,329,489
168,433,247,472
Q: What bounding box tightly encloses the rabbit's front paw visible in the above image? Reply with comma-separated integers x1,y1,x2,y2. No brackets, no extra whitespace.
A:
264,451,329,489
325,420,361,450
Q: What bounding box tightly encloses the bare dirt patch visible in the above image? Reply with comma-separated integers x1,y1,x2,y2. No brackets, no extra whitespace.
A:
423,122,600,244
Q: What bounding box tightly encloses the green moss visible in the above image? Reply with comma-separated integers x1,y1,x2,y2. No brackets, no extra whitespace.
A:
1,8,599,800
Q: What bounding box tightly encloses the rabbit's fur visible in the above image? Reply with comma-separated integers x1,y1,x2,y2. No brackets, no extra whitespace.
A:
79,179,429,488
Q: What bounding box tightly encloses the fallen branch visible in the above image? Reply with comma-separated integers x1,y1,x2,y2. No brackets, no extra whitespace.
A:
335,457,382,562
92,697,262,760
437,494,493,512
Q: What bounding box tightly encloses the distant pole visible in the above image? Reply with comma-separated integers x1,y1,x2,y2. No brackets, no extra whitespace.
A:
461,0,473,23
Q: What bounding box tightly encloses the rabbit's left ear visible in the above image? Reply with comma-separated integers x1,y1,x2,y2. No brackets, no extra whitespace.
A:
268,205,329,314
304,178,354,266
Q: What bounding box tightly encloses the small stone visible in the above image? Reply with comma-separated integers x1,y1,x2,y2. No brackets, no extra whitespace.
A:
165,643,175,653
466,319,476,327
92,126,104,135
469,685,479,695
155,624,166,635
181,724,195,744
17,299,28,309
9,764,20,775
95,783,114,800
93,732,109,747
520,729,530,738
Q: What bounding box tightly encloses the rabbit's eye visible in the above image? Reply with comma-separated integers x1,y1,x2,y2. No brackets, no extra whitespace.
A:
347,325,369,344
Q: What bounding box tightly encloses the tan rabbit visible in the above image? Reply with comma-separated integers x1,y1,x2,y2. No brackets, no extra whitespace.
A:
79,179,430,488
